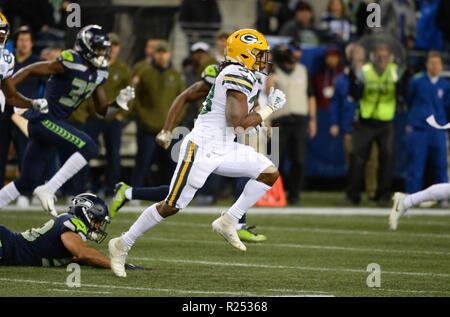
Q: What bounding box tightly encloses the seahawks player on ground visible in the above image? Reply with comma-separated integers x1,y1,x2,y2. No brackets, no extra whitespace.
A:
0,25,135,217
109,64,268,243
0,193,146,269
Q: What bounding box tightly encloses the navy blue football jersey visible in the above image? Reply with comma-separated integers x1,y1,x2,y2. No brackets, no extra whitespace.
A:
43,49,108,120
0,213,88,267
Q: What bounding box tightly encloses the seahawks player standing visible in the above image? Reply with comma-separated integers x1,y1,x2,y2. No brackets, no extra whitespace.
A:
0,25,135,216
0,193,111,267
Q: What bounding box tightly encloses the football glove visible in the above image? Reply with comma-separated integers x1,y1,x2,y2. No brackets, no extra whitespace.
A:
156,129,172,149
32,98,49,114
116,86,135,110
256,87,286,120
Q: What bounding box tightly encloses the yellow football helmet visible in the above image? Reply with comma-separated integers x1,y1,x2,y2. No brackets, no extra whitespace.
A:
225,28,271,74
0,13,10,50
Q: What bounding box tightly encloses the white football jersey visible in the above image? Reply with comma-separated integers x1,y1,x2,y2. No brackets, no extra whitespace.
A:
190,64,259,153
0,49,15,81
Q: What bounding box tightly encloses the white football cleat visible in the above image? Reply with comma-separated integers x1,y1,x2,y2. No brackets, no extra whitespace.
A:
108,237,130,277
33,185,57,217
212,213,247,252
390,192,407,231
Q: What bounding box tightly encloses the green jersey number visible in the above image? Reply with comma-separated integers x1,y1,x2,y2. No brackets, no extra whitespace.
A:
200,83,215,114
21,219,55,242
59,78,97,108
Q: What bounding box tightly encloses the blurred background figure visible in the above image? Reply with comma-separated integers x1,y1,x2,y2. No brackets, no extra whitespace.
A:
346,44,403,206
40,47,62,61
342,0,370,38
405,51,450,196
329,43,378,201
131,40,185,188
375,0,416,49
266,43,317,205
279,1,320,46
132,38,161,80
313,47,343,110
319,0,352,46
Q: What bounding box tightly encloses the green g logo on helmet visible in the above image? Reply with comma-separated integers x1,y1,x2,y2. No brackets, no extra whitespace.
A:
240,33,258,44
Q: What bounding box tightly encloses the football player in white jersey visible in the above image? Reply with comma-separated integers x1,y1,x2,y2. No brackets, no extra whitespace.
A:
108,29,287,277
0,13,48,114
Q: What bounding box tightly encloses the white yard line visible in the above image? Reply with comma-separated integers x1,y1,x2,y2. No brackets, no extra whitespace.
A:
139,236,450,256
3,205,450,215
49,288,111,295
128,257,450,278
0,277,325,297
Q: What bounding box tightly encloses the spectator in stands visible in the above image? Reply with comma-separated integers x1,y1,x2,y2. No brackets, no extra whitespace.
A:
319,0,352,45
83,33,131,201
189,41,211,79
279,1,320,46
266,44,317,205
414,0,443,51
342,0,370,38
179,0,222,46
375,0,416,49
313,47,343,110
346,44,402,206
405,51,450,194
131,41,185,188
329,43,378,201
131,38,161,83
200,30,230,70
0,26,46,207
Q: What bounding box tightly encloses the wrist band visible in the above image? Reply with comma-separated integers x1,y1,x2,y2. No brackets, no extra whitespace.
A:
256,105,275,121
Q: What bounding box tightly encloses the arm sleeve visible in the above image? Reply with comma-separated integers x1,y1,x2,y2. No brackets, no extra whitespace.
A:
307,73,315,98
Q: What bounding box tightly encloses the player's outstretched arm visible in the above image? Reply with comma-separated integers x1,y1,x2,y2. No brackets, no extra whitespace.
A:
1,77,33,109
61,231,110,268
156,80,210,149
12,60,64,86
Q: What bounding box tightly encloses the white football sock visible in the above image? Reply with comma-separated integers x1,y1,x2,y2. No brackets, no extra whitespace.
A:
226,179,271,221
403,183,450,210
0,182,21,209
125,188,132,200
45,152,87,193
122,203,163,248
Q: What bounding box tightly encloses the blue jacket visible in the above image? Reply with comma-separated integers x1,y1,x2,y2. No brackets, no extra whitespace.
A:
407,72,450,129
329,72,357,134
414,0,443,51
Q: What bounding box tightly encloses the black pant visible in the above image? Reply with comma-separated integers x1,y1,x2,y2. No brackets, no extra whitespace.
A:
346,119,395,203
272,115,308,203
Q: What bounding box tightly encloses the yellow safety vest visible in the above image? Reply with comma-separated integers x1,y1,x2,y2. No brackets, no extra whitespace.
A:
360,62,398,121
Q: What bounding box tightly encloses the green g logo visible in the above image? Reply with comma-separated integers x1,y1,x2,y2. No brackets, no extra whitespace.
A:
240,33,258,44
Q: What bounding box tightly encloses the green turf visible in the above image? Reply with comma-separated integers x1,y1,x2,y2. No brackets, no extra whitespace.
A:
0,210,449,297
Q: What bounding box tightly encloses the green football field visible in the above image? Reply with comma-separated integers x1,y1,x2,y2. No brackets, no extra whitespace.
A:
0,207,449,297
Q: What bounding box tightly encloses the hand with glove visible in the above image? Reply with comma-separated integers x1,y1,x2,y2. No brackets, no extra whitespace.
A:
156,129,172,149
116,86,135,110
256,87,286,121
32,98,49,114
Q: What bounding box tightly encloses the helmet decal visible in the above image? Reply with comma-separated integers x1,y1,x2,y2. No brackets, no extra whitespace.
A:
240,33,258,44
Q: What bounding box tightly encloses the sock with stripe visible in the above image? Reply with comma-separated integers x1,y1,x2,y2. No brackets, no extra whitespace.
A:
0,182,21,209
403,183,450,209
226,179,271,221
44,152,88,194
122,203,164,248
